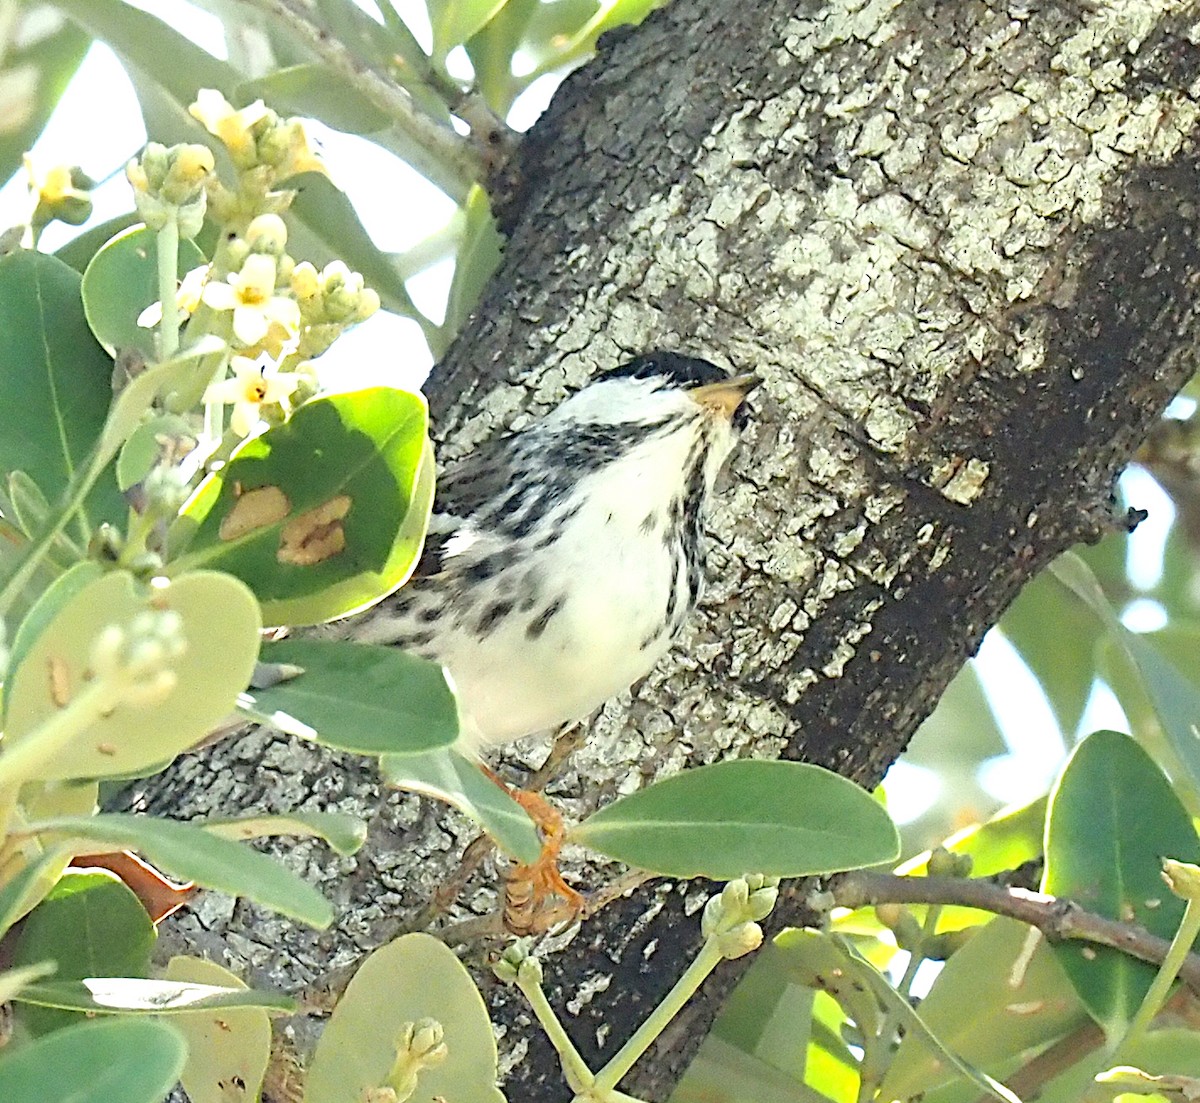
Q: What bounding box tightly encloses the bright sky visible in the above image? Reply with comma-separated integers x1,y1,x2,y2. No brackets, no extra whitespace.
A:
3,0,1179,832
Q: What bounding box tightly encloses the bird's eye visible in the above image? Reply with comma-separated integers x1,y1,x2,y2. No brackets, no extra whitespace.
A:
599,350,729,389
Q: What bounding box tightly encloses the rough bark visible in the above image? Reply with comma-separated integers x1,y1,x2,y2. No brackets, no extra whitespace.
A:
131,0,1200,1099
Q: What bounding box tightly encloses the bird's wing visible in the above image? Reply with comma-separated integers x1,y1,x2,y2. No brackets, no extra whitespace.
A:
409,430,525,580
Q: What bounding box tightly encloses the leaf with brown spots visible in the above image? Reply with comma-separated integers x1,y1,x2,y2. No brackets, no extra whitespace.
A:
277,494,351,565
218,485,291,541
170,389,432,627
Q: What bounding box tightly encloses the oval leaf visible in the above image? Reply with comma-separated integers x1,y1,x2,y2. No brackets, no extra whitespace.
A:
572,760,900,878
0,250,125,533
28,813,334,929
3,569,261,782
0,1018,186,1103
172,389,432,626
878,917,1086,1101
380,747,541,863
13,976,293,1015
165,956,272,1103
0,847,74,940
247,639,458,756
1043,729,1200,1032
81,225,206,357
306,932,504,1103
203,810,368,856
12,869,156,1037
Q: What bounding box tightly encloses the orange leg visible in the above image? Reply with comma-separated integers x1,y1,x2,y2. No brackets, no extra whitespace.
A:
484,769,585,934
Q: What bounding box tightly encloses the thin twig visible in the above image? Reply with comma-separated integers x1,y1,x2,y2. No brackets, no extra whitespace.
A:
828,869,1200,990
233,0,492,201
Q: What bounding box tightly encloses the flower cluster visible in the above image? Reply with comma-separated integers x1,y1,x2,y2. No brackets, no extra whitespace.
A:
125,89,384,440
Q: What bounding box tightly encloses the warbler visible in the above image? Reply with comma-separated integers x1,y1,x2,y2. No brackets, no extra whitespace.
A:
350,351,759,751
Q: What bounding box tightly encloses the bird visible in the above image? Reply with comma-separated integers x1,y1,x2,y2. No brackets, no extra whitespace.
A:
349,350,759,753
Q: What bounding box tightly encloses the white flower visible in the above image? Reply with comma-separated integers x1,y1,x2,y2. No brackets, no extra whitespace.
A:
201,254,300,346
137,264,211,329
203,356,301,437
189,89,271,165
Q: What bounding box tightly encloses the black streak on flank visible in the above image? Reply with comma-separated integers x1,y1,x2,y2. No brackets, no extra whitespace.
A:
527,597,564,639
478,600,515,635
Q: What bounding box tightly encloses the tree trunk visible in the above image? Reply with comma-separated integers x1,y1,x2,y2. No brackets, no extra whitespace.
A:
134,0,1200,1098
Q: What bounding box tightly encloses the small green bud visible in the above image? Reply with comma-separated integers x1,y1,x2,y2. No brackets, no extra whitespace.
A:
88,523,124,562
747,885,779,921
716,921,763,960
140,143,170,190
1163,858,1200,901
928,847,972,879
160,144,214,204
245,212,288,255
493,939,533,985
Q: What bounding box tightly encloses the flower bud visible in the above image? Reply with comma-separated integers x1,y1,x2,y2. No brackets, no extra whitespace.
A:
161,144,214,204
928,847,972,879
493,939,533,985
290,261,319,299
1163,858,1200,901
245,213,288,255
716,921,763,960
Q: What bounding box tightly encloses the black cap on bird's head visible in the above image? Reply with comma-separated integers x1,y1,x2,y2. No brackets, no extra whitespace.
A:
599,350,760,430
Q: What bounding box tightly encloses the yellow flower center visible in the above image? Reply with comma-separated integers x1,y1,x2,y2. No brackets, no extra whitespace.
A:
246,381,268,402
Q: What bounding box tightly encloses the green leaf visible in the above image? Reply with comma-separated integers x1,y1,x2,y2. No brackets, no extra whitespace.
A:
54,0,235,106
238,64,390,132
4,569,261,782
172,389,432,627
203,810,368,856
80,225,207,357
246,639,458,756
778,929,1021,1103
380,747,541,863
464,0,539,111
0,19,91,189
117,413,194,491
4,560,104,725
0,847,73,940
0,1018,186,1103
13,976,293,1015
438,184,503,352
572,761,900,879
1120,633,1200,812
429,0,511,59
671,1036,818,1103
305,932,505,1103
0,962,57,1007
27,813,334,928
165,956,272,1103
878,918,1087,1100
672,940,817,1103
11,869,155,1036
7,470,53,540
1036,1030,1200,1103
0,249,124,535
1000,569,1099,737
502,0,595,74
899,661,1008,852
1043,729,1200,1033
55,212,141,273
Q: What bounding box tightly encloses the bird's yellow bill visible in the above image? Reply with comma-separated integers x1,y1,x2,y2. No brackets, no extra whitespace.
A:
690,373,761,419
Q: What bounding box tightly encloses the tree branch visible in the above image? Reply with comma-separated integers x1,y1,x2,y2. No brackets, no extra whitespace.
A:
828,870,1200,991
233,0,503,201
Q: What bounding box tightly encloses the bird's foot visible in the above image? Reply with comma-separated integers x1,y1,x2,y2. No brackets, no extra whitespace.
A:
503,787,584,936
